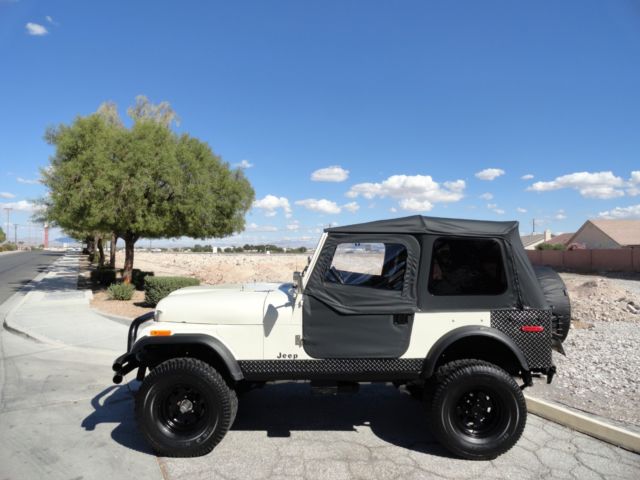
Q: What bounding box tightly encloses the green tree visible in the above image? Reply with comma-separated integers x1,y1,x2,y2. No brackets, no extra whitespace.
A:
41,96,254,282
0,226,6,243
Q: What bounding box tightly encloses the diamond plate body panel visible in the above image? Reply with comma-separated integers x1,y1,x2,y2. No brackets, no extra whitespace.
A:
238,358,424,381
490,309,552,369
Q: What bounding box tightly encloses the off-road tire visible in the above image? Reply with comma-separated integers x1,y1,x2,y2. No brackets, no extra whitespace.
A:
135,357,237,457
429,359,527,460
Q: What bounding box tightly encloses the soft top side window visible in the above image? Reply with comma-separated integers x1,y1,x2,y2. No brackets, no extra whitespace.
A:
428,237,507,296
325,242,407,291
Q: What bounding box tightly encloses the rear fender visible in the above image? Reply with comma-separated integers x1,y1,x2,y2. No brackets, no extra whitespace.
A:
422,325,530,380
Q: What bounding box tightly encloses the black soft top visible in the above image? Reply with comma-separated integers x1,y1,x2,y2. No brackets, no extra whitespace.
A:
306,215,548,312
326,215,518,237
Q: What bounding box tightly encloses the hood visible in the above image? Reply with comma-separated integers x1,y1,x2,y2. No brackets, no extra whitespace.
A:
155,283,293,325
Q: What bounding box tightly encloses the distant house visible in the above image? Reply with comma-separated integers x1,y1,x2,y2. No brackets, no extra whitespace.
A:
520,229,552,250
536,232,575,249
568,219,640,249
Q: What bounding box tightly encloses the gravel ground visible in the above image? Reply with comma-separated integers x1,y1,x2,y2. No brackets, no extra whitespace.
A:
529,273,640,428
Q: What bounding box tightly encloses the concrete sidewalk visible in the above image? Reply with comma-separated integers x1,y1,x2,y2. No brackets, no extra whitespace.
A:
4,253,126,352
1,254,639,480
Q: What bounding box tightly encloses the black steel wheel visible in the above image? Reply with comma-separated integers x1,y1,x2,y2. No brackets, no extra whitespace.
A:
135,357,237,457
429,360,526,460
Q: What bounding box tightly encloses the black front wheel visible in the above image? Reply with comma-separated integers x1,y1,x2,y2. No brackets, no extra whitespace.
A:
135,357,237,457
429,360,527,460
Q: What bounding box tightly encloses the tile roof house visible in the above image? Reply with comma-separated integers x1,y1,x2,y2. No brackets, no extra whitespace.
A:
568,219,640,249
520,229,552,250
546,232,575,246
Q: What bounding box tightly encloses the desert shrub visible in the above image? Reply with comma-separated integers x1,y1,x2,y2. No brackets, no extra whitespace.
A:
0,243,17,252
108,282,135,301
144,276,200,306
133,269,154,290
91,267,116,286
536,243,566,251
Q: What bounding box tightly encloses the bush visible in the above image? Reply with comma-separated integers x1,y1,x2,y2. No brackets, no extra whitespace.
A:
0,243,17,252
108,282,135,301
91,267,116,286
118,268,155,290
536,243,566,251
144,276,200,306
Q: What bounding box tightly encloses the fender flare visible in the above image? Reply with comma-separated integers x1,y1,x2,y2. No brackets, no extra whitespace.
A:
422,325,529,378
131,333,244,381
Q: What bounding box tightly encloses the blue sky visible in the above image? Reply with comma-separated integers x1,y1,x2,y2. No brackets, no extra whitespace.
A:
1,0,639,246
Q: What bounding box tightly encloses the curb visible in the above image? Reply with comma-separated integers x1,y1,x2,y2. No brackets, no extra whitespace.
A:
91,308,135,326
525,394,640,454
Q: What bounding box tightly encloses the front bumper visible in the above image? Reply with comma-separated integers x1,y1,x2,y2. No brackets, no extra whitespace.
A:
111,311,155,384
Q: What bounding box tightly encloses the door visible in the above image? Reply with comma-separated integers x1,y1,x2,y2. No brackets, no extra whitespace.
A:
302,235,420,358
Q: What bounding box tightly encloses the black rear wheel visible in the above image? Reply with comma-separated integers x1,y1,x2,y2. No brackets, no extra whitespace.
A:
136,357,237,457
429,360,526,460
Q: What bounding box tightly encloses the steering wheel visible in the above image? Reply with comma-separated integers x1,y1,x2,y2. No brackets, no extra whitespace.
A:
328,266,345,284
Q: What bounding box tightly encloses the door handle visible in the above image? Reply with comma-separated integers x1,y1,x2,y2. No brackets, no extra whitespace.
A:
393,314,411,325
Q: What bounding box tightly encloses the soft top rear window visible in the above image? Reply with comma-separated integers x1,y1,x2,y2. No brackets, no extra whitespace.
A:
428,237,507,296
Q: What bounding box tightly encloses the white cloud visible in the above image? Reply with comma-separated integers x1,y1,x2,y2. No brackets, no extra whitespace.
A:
346,174,465,212
516,207,527,213
486,203,504,215
252,195,291,217
475,168,505,181
295,198,341,214
521,174,534,180
0,192,15,199
286,223,300,231
246,222,278,232
389,207,397,213
310,165,349,182
400,199,433,211
45,16,57,25
628,171,640,196
17,176,40,185
0,200,41,211
342,201,359,213
233,159,253,169
25,22,48,36
479,192,493,200
598,204,640,219
527,171,625,199
554,210,567,220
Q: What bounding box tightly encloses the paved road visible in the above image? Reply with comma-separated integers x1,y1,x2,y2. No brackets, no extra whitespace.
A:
0,250,64,304
1,255,639,480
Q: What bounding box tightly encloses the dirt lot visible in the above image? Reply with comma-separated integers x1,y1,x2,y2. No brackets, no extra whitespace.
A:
89,252,640,427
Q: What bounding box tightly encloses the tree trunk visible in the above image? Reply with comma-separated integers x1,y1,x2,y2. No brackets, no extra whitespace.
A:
123,234,136,284
86,236,95,256
97,236,105,267
109,233,117,268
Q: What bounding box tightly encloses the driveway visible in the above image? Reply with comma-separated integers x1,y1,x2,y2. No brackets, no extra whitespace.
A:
0,254,638,480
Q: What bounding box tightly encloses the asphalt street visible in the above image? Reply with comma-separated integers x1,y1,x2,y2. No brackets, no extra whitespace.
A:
0,254,639,480
0,250,64,304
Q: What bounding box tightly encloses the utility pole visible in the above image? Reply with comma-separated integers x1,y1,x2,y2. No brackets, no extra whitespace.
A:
532,218,536,234
3,207,11,237
14,223,18,244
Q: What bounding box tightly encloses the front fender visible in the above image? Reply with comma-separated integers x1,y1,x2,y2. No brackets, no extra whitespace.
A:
112,333,244,383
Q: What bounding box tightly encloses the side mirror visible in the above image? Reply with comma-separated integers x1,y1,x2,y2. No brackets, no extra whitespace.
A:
293,271,303,291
